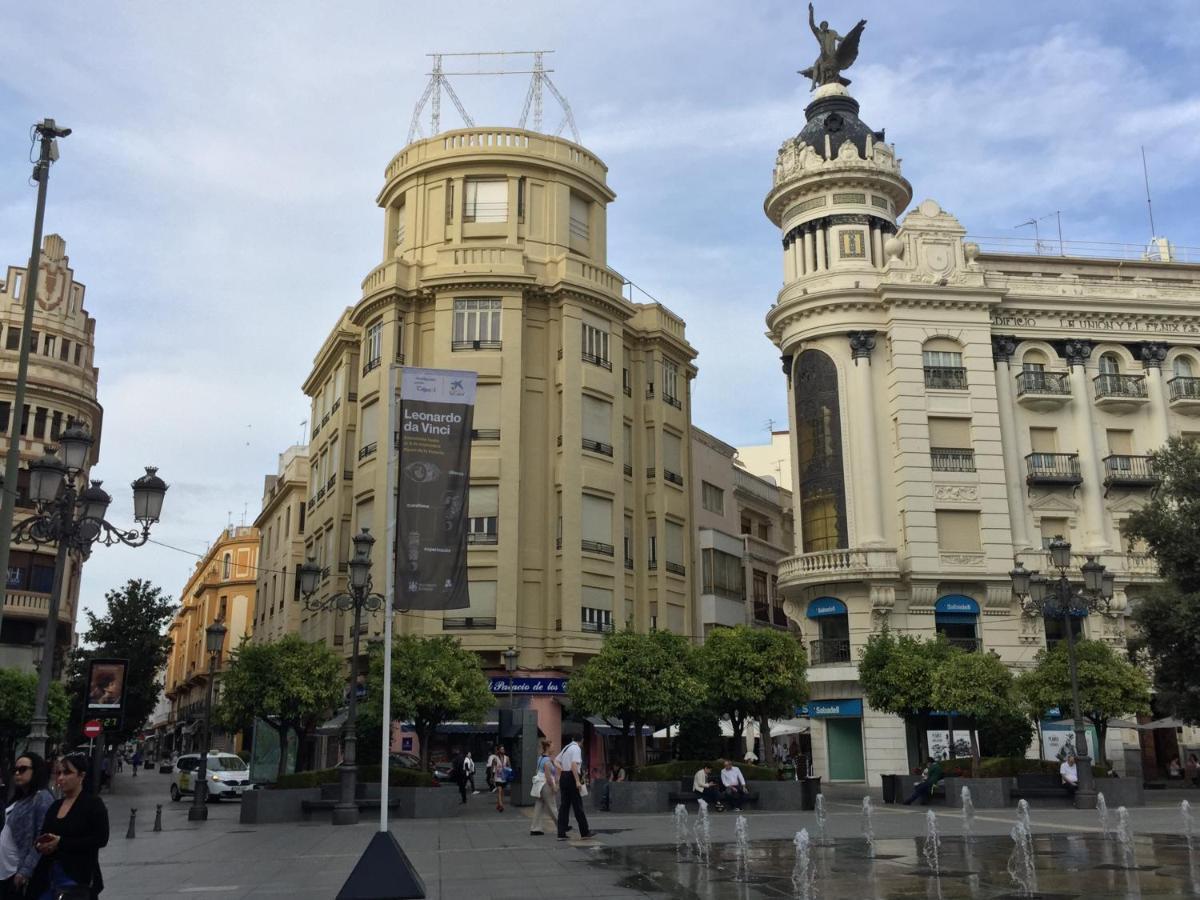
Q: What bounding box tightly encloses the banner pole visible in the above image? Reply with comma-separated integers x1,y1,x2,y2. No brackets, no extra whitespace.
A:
380,362,399,833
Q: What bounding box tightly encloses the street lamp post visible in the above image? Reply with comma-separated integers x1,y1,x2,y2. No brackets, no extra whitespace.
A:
502,646,518,708
1009,536,1115,810
17,420,167,757
298,528,384,826
188,620,227,823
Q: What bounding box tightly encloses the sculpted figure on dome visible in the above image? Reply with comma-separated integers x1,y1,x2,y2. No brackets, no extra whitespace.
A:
799,3,867,90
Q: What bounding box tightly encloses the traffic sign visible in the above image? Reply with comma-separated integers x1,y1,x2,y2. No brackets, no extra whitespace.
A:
83,720,102,738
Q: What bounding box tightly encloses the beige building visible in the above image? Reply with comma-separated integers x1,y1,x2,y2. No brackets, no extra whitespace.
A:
0,235,101,673
691,427,794,638
764,81,1179,783
252,444,309,643
164,525,258,754
735,430,793,491
293,127,698,749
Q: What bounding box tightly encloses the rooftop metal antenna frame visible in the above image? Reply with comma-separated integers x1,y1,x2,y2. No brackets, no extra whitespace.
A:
407,50,580,145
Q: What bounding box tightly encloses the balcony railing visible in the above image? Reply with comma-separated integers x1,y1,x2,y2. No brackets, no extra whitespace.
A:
663,394,682,410
581,540,615,557
1025,452,1082,486
471,428,500,441
942,637,980,652
648,560,657,571
623,385,632,397
1168,376,1200,401
753,602,770,623
443,617,496,630
358,442,377,460
362,357,381,376
646,467,656,479
663,469,684,486
467,532,498,545
930,447,976,472
809,638,852,666
1016,370,1071,396
623,463,633,477
1102,454,1158,488
924,366,968,390
665,561,686,576
624,557,633,570
582,352,612,371
451,339,502,351
581,620,615,634
582,438,613,456
1094,373,1147,400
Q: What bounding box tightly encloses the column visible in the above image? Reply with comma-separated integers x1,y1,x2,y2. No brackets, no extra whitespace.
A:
992,336,1032,550
1064,340,1107,550
848,332,885,546
870,224,883,268
814,224,827,271
1140,342,1171,447
784,236,797,282
802,229,814,275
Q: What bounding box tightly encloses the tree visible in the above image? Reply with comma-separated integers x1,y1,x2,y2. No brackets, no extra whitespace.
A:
694,625,808,764
568,628,705,766
67,579,175,743
1015,639,1151,764
0,668,68,768
359,635,492,770
217,635,343,780
1127,587,1200,723
859,629,955,763
930,650,1020,772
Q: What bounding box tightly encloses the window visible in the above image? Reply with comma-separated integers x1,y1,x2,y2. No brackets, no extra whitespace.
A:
59,339,70,361
445,580,497,629
43,335,55,357
1029,427,1058,454
1022,350,1047,373
395,201,406,246
663,431,683,485
467,486,498,544
394,320,404,362
364,319,383,373
581,586,612,633
581,494,613,554
1099,353,1121,375
569,192,590,241
622,366,632,396
623,423,633,475
795,350,848,552
32,407,47,440
453,298,501,347
582,395,613,455
49,411,62,441
923,343,967,389
463,178,507,223
5,328,19,351
665,520,685,575
1174,356,1195,378
333,365,345,402
928,417,974,472
702,548,743,600
0,401,8,433
752,570,769,619
647,529,657,568
935,510,981,552
222,554,231,579
758,522,770,541
359,401,379,456
1106,429,1134,457
624,515,634,567
661,360,680,403
581,322,610,367
74,345,82,365
1040,518,1068,549
356,497,375,537
701,481,724,515
473,383,500,439
1044,615,1083,649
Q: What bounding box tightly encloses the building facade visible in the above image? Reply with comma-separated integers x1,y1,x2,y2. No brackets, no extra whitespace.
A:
163,526,258,754
0,235,102,673
293,127,698,750
734,430,793,491
252,445,309,643
764,81,1175,784
691,427,794,638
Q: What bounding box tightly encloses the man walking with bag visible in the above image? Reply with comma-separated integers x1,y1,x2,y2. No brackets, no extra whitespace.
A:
556,735,594,841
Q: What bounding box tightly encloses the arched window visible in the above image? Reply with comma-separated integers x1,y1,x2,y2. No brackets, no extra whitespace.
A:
1174,356,1195,378
935,595,979,651
794,350,848,553
223,553,231,579
1022,350,1047,373
922,338,967,389
1098,353,1121,375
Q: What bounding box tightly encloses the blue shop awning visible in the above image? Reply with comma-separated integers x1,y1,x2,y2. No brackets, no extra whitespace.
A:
935,595,978,623
806,597,847,618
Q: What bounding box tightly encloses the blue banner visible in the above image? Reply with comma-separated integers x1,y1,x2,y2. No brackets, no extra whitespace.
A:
806,597,847,619
797,698,863,718
489,677,569,695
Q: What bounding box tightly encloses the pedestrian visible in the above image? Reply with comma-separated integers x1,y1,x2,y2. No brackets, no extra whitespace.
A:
0,753,55,897
1168,756,1183,779
529,739,558,836
114,755,123,776
485,746,499,794
555,735,593,840
719,759,748,811
692,763,721,809
902,757,944,805
608,764,626,783
130,750,142,778
492,746,511,812
464,751,477,794
449,748,468,804
1186,753,1200,787
1059,754,1079,798
29,752,109,900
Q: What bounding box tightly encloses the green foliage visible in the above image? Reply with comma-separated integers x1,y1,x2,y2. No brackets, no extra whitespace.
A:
977,707,1035,758
858,629,955,716
694,625,808,741
1125,436,1200,592
674,710,723,761
630,759,780,782
359,634,493,769
972,756,1106,778
1128,585,1200,724
0,668,69,766
273,764,434,790
218,635,344,777
69,579,175,742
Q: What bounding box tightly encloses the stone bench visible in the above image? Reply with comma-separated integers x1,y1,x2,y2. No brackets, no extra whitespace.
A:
1009,773,1074,802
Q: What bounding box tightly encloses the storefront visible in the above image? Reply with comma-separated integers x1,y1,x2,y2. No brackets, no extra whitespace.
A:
800,698,865,782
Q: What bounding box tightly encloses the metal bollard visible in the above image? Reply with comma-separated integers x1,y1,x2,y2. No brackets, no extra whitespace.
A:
154,804,163,832
126,808,136,839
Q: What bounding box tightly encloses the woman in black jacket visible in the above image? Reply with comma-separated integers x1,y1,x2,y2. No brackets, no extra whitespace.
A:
29,753,108,899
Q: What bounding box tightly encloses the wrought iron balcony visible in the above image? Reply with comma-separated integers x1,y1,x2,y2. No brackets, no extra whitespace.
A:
358,442,377,460
663,469,684,486
924,366,968,390
581,540,614,557
1094,373,1149,412
662,394,682,410
1016,369,1070,397
362,357,381,376
467,532,498,545
1168,376,1200,415
451,339,502,351
623,463,633,477
443,616,496,630
809,638,852,666
1025,452,1082,486
665,561,686,576
582,351,612,371
582,438,613,456
1102,455,1158,489
471,429,501,441
581,620,615,634
930,447,976,472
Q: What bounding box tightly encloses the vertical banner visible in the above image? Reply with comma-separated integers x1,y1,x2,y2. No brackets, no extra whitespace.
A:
396,367,477,610
85,658,128,717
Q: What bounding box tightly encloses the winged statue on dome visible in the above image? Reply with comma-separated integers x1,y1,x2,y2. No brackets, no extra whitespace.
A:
799,3,867,90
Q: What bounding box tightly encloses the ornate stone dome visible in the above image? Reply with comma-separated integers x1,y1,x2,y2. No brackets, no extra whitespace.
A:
795,90,884,161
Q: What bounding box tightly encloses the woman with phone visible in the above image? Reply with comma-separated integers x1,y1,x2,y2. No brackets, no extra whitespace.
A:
28,753,108,899
0,753,54,897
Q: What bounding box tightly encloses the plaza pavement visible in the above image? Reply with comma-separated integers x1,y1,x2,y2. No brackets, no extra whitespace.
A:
97,770,1197,898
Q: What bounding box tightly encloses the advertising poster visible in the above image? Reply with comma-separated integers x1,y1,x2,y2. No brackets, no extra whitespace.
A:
1040,722,1099,762
396,367,477,610
925,729,977,760
85,658,128,715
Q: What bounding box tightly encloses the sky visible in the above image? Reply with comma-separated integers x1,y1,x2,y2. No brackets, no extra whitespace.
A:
2,1,1200,623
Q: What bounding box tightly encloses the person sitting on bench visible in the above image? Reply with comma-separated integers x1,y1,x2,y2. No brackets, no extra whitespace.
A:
1059,754,1079,797
693,763,722,809
720,759,748,811
902,757,944,805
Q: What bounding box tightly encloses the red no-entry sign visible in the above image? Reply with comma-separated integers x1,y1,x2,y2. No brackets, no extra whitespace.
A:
83,720,102,738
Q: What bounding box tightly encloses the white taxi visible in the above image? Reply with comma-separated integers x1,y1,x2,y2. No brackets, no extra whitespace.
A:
170,752,253,801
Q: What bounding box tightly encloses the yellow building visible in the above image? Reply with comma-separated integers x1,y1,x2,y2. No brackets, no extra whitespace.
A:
0,235,101,673
294,127,698,748
252,445,309,642
163,525,258,755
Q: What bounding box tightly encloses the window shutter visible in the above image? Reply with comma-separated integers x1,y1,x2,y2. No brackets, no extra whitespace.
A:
462,580,497,618
1106,429,1134,455
474,384,500,430
663,431,682,472
469,485,499,518
1029,427,1058,453
360,402,379,445
581,586,612,612
355,498,374,533
928,417,971,448
581,494,613,544
665,521,684,564
582,395,612,444
935,510,981,552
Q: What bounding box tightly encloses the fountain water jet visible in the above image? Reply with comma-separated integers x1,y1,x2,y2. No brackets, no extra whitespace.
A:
960,786,975,843
734,815,750,882
1097,792,1109,838
923,809,941,876
1115,806,1136,870
693,798,712,865
861,796,875,858
1016,798,1032,833
814,793,829,845
792,829,815,900
1006,818,1037,897
1183,799,1194,853
673,803,689,859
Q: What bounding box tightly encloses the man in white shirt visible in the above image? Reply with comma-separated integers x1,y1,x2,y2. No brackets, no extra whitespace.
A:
464,751,477,794
556,736,594,840
720,758,748,811
1059,754,1078,798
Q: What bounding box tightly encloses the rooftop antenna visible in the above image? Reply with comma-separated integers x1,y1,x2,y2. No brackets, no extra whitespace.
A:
299,418,308,445
764,418,777,433
1015,211,1063,256
1141,145,1157,238
407,54,475,144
